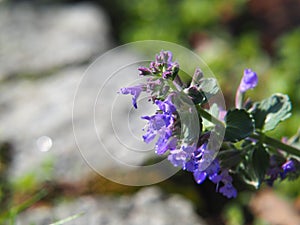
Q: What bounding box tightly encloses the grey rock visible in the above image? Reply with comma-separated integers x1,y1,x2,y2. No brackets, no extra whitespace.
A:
0,3,111,79
16,187,207,225
0,48,167,185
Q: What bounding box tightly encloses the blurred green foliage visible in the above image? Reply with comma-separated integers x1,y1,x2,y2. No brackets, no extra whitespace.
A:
106,0,299,138
111,0,246,44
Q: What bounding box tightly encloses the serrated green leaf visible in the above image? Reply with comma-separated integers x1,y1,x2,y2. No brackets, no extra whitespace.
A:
252,145,270,186
251,93,292,132
224,109,254,142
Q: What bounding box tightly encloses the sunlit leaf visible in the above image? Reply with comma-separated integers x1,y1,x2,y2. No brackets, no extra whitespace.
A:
250,93,292,132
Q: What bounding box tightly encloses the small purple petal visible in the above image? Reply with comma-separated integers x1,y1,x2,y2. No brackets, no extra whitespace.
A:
205,160,220,177
282,160,296,173
168,149,187,167
138,67,152,76
184,159,197,172
155,137,177,155
142,131,156,143
120,85,144,108
219,183,237,198
182,145,196,154
155,99,176,115
280,159,297,179
209,173,222,183
194,170,207,184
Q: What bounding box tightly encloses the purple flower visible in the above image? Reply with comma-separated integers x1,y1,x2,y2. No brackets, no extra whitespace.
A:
280,159,298,179
266,157,300,184
219,183,237,198
192,143,221,184
155,50,173,66
138,67,152,76
168,145,196,169
194,170,207,184
119,85,144,108
141,98,178,155
239,69,258,93
195,143,217,171
168,149,190,167
141,114,168,143
155,136,177,155
193,159,220,184
155,99,176,115
146,50,179,79
184,158,197,172
193,156,237,198
217,170,237,198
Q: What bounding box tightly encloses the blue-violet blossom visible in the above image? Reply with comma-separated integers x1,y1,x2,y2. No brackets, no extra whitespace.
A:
141,97,178,155
119,85,145,109
239,69,258,93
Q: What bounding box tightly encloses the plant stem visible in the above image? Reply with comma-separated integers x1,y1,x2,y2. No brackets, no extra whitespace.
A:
235,90,243,109
196,105,300,157
196,105,225,128
250,133,300,157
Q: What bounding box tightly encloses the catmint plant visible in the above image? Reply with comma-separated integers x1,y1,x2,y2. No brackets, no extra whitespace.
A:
120,50,300,198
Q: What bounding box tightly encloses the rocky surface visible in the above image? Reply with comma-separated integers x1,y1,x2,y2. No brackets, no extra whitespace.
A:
0,58,154,184
0,2,157,185
0,3,111,79
16,187,207,225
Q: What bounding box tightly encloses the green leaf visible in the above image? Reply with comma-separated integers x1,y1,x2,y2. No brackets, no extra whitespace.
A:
237,151,260,189
250,93,292,132
252,145,270,186
224,109,254,142
172,92,202,144
197,78,219,100
202,103,219,129
218,149,243,168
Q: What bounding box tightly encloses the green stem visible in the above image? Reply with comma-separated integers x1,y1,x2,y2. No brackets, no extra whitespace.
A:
251,133,300,157
235,90,244,109
196,105,225,128
196,105,300,157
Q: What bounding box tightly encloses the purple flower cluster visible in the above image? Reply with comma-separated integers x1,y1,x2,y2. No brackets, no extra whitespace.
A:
143,101,237,198
266,156,300,185
120,50,238,198
119,50,300,201
138,51,179,79
142,97,178,155
168,142,237,198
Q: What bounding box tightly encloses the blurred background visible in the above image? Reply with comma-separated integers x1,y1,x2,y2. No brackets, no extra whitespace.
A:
0,0,300,224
